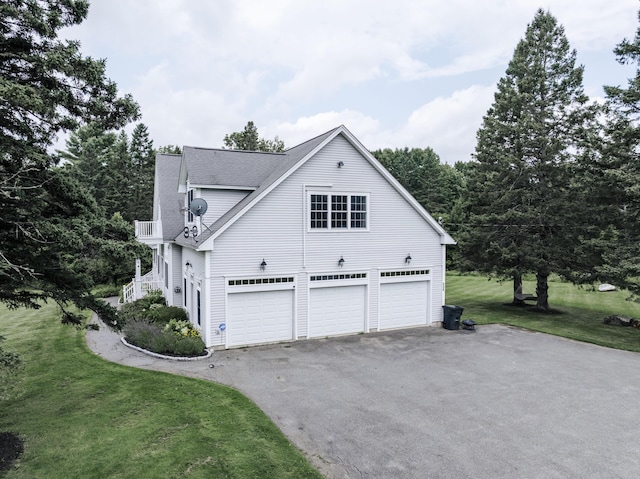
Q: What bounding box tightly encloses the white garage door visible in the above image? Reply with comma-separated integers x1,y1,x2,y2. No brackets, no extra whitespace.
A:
380,281,429,330
309,285,366,338
227,290,293,347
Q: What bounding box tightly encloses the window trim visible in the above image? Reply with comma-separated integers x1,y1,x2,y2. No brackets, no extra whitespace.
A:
307,191,369,232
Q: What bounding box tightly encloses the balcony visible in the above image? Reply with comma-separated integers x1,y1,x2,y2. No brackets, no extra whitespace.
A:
135,220,163,244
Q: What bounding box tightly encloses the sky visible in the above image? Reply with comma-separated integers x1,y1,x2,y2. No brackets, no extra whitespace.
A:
60,0,639,164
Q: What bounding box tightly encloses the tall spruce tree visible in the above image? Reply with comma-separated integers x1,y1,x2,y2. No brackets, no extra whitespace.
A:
458,9,596,310
129,123,155,221
0,0,138,318
592,9,640,292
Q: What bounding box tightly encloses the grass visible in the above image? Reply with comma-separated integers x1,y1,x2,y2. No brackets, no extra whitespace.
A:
447,272,640,352
0,302,323,479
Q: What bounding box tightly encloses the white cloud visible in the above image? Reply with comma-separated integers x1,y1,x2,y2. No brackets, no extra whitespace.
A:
400,85,496,163
55,0,637,161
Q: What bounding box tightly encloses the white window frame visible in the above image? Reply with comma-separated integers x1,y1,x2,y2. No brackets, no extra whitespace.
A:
307,191,369,232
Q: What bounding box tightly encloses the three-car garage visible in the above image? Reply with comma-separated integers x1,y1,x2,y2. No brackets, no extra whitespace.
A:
224,269,432,348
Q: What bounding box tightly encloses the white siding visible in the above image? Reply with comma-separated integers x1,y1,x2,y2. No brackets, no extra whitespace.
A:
169,244,183,306
200,189,250,225
201,134,447,347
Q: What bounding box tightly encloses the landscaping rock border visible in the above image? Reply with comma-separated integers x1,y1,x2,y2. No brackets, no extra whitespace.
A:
120,337,213,361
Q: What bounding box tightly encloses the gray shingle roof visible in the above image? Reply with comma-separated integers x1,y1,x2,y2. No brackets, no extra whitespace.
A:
182,147,286,188
155,153,185,241
174,127,340,248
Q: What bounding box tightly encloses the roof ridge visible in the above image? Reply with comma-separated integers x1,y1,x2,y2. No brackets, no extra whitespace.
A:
184,145,285,155
284,125,342,152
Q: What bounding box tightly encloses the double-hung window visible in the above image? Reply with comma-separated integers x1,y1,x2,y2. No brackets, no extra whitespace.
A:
309,193,368,231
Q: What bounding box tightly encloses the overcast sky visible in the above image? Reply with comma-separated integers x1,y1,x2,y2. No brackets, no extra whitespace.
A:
61,0,638,164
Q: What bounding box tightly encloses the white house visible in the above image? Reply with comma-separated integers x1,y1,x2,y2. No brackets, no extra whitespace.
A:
132,125,456,349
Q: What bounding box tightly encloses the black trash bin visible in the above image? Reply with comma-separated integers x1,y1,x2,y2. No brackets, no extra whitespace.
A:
442,305,463,330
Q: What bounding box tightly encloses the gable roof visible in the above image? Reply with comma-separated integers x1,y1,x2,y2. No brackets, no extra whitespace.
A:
174,125,455,249
155,153,185,241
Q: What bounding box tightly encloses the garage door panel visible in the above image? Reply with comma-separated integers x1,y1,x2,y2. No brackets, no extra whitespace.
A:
309,285,365,338
228,290,293,347
380,281,429,330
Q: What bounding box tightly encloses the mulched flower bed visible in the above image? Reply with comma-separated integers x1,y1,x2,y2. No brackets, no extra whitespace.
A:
0,432,23,473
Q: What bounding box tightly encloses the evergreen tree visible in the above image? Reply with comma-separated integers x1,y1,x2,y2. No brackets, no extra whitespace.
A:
156,145,182,155
590,9,640,292
0,0,138,319
58,123,116,205
129,123,155,221
458,9,596,310
102,130,134,220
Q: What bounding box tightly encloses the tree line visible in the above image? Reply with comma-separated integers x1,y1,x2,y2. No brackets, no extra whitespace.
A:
378,9,640,312
3,1,640,323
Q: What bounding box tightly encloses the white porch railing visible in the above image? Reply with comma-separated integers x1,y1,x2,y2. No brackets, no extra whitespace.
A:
122,270,163,303
135,220,163,242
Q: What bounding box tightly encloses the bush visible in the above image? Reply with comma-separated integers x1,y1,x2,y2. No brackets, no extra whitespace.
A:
118,290,167,325
92,284,122,298
173,336,207,356
123,318,206,357
147,306,188,325
123,319,162,351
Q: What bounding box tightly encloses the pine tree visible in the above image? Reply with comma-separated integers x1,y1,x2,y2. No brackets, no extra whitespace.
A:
591,9,640,292
459,9,596,310
0,0,138,317
129,123,155,221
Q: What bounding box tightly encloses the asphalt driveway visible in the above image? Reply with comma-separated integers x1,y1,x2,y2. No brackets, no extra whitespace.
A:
88,322,640,478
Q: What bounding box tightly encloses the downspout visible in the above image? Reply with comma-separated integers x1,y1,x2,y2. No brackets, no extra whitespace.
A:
302,184,307,269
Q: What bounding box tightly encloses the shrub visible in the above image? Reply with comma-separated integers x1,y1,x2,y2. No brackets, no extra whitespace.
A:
148,306,188,325
118,290,168,326
164,319,201,338
173,336,207,356
123,319,162,351
123,318,206,357
92,284,122,298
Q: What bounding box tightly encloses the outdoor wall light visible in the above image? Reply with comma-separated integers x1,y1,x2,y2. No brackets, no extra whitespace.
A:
185,261,192,268
405,254,412,264
260,259,267,271
338,256,345,267
337,161,344,168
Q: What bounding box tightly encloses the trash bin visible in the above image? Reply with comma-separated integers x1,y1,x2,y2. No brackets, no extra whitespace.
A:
442,305,463,330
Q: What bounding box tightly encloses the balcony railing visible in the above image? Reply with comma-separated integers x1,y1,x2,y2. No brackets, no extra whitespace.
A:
135,220,163,242
122,270,163,303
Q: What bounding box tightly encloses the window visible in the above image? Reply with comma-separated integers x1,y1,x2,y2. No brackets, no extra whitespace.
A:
197,290,201,326
351,195,367,228
187,189,194,223
309,193,368,230
310,194,328,228
183,278,187,307
331,195,347,228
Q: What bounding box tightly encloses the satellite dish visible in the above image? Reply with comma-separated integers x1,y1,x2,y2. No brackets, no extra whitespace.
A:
189,198,208,216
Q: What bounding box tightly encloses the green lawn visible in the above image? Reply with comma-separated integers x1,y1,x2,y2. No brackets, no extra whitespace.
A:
0,303,323,479
446,272,640,352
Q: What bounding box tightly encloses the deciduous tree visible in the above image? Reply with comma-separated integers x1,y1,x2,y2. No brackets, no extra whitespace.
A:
223,121,285,152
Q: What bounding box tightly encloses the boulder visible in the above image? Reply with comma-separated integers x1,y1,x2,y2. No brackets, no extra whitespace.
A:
598,284,616,292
